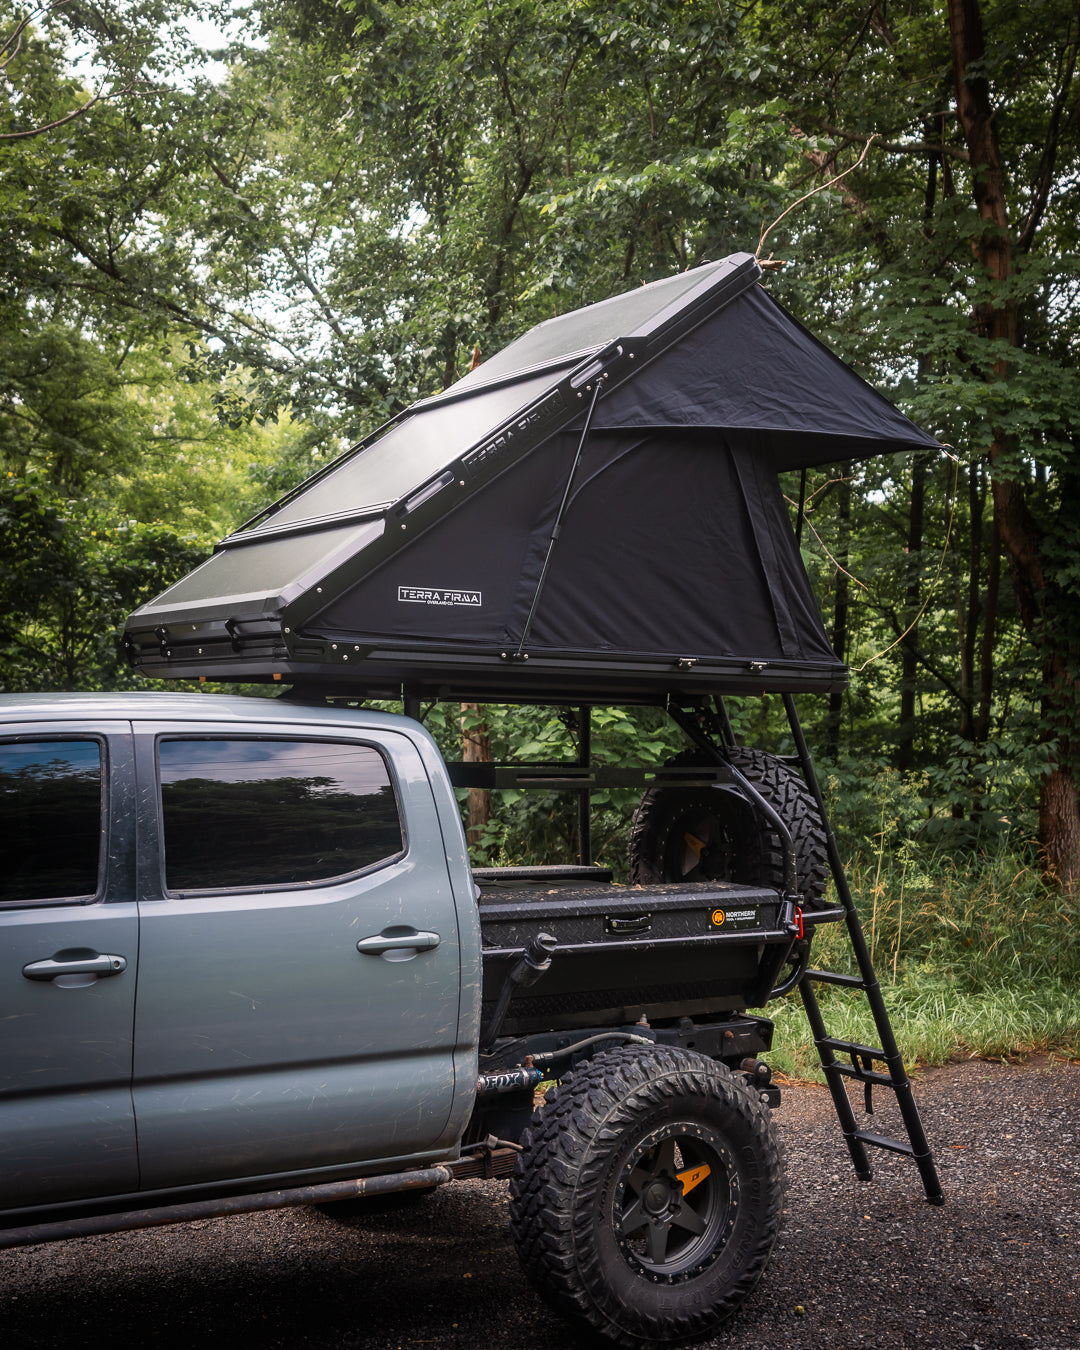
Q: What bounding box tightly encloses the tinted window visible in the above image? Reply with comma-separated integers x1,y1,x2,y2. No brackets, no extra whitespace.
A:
159,738,404,892
0,740,103,904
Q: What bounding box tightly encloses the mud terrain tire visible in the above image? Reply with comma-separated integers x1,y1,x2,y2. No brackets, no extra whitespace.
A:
508,1045,784,1348
627,748,830,909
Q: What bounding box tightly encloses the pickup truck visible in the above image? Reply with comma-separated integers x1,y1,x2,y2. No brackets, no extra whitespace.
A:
1,689,806,1348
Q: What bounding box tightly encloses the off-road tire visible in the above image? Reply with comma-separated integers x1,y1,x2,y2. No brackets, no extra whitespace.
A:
508,1045,784,1348
628,747,830,909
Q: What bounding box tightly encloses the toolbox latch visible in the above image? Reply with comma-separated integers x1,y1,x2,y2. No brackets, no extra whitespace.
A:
605,912,652,936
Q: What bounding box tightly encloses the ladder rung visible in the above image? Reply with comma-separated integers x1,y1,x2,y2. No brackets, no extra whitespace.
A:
853,1130,915,1157
818,1037,889,1061
827,1064,896,1088
806,969,868,989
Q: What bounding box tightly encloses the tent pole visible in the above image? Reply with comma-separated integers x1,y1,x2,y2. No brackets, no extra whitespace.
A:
514,378,604,658
795,468,808,547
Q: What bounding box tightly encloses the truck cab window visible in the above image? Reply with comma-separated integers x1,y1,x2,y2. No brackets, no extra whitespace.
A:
157,738,404,893
0,740,103,905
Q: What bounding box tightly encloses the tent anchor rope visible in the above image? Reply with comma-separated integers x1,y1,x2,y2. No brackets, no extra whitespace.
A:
512,377,605,660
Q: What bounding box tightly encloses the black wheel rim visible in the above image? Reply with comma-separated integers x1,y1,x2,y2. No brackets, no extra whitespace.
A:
613,1121,737,1282
660,801,742,883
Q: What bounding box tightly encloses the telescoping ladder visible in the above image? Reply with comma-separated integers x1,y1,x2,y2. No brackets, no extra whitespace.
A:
782,694,944,1205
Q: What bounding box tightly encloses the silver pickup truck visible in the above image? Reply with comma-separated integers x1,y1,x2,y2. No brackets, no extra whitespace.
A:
1,689,805,1348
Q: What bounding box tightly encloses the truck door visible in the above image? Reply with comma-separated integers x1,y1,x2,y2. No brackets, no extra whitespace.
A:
131,722,465,1190
0,723,139,1208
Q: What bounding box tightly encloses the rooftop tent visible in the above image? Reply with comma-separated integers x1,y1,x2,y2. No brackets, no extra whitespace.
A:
124,253,940,701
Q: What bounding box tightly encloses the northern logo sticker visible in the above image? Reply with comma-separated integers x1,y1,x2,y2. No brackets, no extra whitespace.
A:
711,907,760,929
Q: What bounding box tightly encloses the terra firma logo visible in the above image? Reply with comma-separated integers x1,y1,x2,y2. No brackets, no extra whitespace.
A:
398,586,482,607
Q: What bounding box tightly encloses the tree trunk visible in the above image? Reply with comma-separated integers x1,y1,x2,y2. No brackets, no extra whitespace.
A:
824,475,850,761
975,503,1000,746
461,702,493,848
957,461,984,744
948,0,1080,882
898,453,927,771
1040,763,1080,888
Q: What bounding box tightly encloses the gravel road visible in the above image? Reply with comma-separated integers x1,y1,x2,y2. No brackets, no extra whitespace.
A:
3,1054,1077,1349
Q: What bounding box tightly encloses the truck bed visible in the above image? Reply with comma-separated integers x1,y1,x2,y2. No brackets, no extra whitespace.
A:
475,867,796,1034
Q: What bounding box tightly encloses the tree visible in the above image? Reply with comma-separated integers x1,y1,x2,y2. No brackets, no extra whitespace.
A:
236,0,798,402
0,4,324,689
0,471,201,688
946,0,1080,878
749,0,1080,881
5,0,1078,880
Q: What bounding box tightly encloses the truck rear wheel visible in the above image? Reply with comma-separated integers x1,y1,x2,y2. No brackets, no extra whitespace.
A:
628,747,830,908
508,1045,784,1348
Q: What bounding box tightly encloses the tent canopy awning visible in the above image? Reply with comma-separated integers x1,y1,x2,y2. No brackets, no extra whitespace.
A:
125,253,940,701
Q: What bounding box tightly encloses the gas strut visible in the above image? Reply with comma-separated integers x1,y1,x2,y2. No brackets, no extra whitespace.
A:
480,931,557,1052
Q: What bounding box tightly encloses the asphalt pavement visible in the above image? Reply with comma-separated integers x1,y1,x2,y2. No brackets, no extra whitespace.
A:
2,1054,1077,1349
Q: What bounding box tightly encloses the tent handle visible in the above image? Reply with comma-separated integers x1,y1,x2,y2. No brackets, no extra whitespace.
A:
513,377,605,659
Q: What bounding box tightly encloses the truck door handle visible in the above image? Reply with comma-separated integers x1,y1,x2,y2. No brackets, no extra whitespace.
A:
23,953,128,982
356,928,440,961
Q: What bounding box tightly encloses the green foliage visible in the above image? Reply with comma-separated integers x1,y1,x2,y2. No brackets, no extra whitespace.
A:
1,0,1078,886
416,703,688,875
0,0,1075,1062
818,731,1046,859
769,846,1080,1078
771,972,1080,1081
0,323,308,690
0,470,206,690
206,0,812,426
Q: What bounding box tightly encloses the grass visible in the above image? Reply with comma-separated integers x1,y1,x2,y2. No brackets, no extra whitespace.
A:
764,843,1080,1081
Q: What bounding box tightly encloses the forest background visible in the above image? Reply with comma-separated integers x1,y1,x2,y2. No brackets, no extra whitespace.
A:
2,0,1079,1071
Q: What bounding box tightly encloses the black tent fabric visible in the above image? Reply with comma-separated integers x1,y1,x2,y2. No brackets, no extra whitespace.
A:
580,285,940,470
317,430,837,668
125,253,940,700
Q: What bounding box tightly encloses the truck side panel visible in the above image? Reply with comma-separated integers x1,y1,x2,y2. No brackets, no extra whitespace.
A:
397,715,483,1147
0,721,138,1208
131,722,466,1188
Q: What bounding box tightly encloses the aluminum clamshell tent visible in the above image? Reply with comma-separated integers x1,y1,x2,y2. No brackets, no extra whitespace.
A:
124,253,939,700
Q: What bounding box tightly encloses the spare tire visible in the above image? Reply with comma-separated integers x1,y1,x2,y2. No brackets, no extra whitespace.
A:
628,748,830,909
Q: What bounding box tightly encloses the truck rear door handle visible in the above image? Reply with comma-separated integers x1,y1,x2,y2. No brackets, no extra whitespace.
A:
23,954,128,982
356,928,440,961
